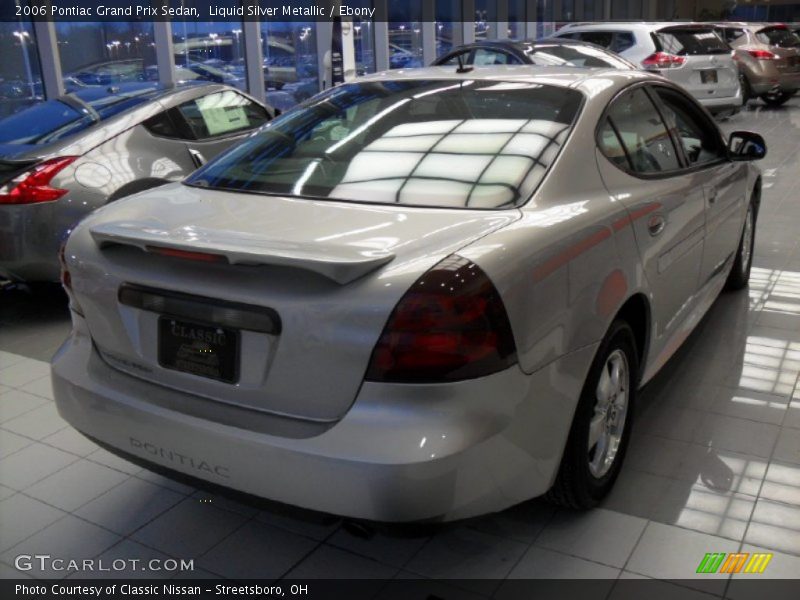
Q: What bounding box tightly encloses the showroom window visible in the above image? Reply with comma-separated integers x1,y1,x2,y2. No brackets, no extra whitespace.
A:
56,21,155,88
171,21,245,91
508,0,528,40
259,20,319,112
0,20,42,119
436,0,462,57
474,0,498,41
355,16,376,76
388,0,423,69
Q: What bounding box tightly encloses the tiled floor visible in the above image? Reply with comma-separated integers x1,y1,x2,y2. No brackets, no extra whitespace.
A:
2,98,800,596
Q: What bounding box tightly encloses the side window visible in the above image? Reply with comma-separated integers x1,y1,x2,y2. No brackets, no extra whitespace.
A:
654,88,726,166
439,50,472,66
473,48,522,65
176,91,271,140
577,31,614,49
612,32,636,53
597,120,629,169
600,87,680,174
143,111,181,138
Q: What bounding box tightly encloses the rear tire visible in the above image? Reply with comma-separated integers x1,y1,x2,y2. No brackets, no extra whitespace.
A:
740,74,753,104
762,91,793,107
725,202,755,291
545,321,639,509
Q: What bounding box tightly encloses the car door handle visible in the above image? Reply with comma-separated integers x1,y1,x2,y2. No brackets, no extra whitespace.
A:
648,215,666,237
188,149,206,169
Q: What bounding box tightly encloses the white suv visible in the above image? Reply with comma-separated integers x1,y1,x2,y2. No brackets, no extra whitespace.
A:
553,22,743,114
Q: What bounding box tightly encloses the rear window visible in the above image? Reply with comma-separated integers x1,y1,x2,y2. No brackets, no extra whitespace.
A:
527,44,634,69
654,28,731,55
185,80,583,210
0,88,156,145
756,27,800,48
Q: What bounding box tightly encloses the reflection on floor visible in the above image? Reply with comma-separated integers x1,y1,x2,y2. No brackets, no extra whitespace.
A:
2,99,800,595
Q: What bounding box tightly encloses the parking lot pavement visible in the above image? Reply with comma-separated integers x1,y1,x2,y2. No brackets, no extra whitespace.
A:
2,98,800,593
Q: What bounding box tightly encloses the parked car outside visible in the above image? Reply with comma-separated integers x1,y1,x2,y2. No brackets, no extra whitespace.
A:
0,82,273,283
433,38,638,70
53,66,765,521
713,22,800,106
553,22,743,115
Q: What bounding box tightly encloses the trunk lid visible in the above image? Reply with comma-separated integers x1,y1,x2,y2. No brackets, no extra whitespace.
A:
69,183,520,422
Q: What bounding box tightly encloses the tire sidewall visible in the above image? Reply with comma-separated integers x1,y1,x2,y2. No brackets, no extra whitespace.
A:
566,321,640,507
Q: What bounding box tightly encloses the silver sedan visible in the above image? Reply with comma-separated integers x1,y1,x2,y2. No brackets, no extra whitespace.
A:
0,82,272,283
52,66,765,521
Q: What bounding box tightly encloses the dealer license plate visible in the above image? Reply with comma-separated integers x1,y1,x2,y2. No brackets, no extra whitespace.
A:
158,317,239,383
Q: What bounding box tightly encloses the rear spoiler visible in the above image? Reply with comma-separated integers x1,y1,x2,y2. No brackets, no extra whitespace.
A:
90,221,395,285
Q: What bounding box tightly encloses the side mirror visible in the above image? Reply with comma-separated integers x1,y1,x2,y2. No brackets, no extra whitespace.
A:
728,131,767,161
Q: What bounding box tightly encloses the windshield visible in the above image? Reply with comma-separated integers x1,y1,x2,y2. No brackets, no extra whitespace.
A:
527,44,634,69
0,88,157,145
655,28,731,55
186,80,582,209
757,27,800,48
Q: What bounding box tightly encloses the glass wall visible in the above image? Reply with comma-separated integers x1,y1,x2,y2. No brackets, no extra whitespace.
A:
171,21,246,91
355,18,376,76
260,21,318,112
508,0,529,40
0,20,42,119
475,0,498,41
436,0,462,57
56,22,155,87
583,0,606,20
388,0,424,69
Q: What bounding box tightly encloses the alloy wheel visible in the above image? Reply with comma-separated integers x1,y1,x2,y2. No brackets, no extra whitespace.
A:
588,349,630,478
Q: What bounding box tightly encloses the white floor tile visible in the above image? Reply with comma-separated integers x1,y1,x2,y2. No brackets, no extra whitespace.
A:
0,494,66,553
0,443,78,491
626,522,737,594
535,508,647,568
25,459,129,512
131,497,249,558
198,520,317,580
75,477,185,536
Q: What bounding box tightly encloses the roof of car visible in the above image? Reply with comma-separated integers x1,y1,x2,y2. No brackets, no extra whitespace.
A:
65,80,214,104
359,65,648,89
558,21,718,32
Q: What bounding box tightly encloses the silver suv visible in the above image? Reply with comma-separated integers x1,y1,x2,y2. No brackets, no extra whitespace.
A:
554,22,743,115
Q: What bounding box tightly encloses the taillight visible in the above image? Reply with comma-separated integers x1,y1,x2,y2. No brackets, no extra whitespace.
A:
641,52,687,70
365,256,517,383
0,157,78,205
747,49,777,60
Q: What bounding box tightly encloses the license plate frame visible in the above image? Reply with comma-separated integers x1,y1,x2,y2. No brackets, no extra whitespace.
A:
700,69,718,84
158,316,239,384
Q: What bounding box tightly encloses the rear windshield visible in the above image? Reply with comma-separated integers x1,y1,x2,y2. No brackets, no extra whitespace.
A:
527,44,634,69
756,27,800,48
654,28,731,55
0,88,156,145
185,80,582,209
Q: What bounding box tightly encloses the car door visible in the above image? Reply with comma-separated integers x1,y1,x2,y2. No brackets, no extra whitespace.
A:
594,85,706,353
171,89,272,167
651,85,748,287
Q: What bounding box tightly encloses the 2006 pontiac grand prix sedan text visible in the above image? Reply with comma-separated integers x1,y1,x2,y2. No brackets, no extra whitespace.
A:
52,66,766,522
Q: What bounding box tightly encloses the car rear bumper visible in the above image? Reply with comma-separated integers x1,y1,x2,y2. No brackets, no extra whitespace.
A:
52,312,597,522
695,86,744,112
745,65,800,95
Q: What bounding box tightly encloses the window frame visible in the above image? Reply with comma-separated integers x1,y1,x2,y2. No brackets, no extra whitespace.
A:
595,82,730,179
146,90,271,143
648,84,729,172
